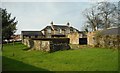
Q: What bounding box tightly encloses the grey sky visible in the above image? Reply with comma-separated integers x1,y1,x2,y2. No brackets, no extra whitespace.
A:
1,0,119,34
1,0,119,2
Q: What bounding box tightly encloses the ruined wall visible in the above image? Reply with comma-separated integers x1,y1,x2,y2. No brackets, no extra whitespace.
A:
95,35,120,49
22,38,34,48
87,31,120,49
67,32,79,44
50,38,70,52
87,32,96,46
23,38,70,52
23,38,30,47
32,40,50,52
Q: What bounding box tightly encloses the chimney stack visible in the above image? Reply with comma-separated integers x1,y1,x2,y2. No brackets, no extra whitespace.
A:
67,22,70,27
50,21,53,26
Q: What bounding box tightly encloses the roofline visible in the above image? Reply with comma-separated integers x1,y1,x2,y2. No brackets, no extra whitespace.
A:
21,31,41,32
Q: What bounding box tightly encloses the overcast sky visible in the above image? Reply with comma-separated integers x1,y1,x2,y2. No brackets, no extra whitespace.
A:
1,0,119,34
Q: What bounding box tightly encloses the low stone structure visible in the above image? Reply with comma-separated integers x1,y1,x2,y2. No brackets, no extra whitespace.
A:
67,32,79,44
22,37,31,47
87,27,120,49
87,31,96,46
23,38,70,52
32,40,50,52
95,35,120,48
67,32,87,44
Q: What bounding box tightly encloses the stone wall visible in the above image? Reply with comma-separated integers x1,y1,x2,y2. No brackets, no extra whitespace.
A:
87,31,120,49
23,38,31,47
87,32,96,46
22,38,34,48
50,43,70,52
67,32,79,44
95,35,120,49
23,38,70,52
32,40,50,52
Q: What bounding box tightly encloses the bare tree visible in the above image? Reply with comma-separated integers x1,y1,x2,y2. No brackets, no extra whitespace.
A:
97,2,118,29
83,1,118,31
83,5,102,31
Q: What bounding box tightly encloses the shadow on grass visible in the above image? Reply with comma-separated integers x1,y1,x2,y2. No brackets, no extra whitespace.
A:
2,56,118,73
2,56,50,72
22,47,31,51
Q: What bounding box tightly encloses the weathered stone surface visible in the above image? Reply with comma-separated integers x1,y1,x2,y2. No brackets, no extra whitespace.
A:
97,35,120,49
67,32,79,44
22,38,70,52
32,40,50,52
87,32,96,46
87,31,120,49
50,43,70,52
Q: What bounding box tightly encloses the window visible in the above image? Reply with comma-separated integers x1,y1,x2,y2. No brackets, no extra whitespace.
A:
47,29,51,33
66,29,70,34
74,29,76,32
60,29,62,33
80,34,83,38
35,35,38,38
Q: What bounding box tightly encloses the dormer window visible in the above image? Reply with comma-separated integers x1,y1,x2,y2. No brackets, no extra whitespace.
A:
74,29,76,32
47,29,51,33
66,28,70,34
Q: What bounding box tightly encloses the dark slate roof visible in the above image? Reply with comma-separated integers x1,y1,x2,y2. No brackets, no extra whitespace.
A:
21,31,43,36
100,27,120,35
52,25,68,30
41,24,81,32
69,27,81,32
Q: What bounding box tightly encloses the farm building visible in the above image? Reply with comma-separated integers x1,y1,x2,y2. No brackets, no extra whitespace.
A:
41,21,81,38
21,22,87,52
41,21,87,44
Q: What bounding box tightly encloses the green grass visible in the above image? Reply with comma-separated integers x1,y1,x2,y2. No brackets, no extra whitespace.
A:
2,42,118,71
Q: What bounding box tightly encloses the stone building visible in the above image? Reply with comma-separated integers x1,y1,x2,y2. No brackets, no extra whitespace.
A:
67,32,87,44
41,21,81,38
21,31,43,46
21,22,87,52
21,22,87,45
40,21,87,44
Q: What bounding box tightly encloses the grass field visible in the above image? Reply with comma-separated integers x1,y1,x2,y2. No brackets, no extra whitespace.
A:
2,42,118,71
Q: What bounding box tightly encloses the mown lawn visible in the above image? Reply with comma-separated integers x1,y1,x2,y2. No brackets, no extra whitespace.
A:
2,42,118,71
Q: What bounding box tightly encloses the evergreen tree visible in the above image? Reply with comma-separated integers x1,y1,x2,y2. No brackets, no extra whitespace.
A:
1,8,18,41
